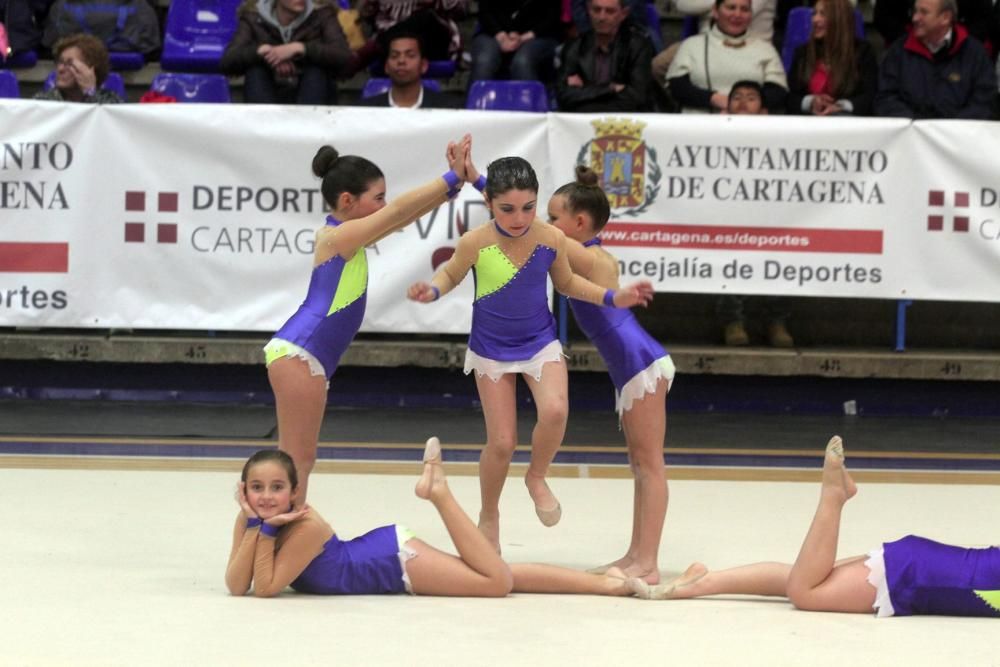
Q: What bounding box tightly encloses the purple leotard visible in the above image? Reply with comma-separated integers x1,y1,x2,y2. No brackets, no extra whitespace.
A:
568,238,668,393
271,216,367,378
291,525,407,595
883,535,1000,617
469,234,558,362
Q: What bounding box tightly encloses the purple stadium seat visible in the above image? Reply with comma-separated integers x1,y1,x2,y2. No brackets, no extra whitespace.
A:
0,50,39,69
109,51,145,70
644,3,664,52
149,72,231,102
0,70,20,98
161,0,242,72
466,80,548,112
361,77,441,98
782,7,865,72
44,71,127,98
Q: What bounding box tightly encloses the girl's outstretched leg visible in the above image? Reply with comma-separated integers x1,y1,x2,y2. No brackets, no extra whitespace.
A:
511,564,631,596
631,562,786,600
522,360,569,526
408,437,513,597
268,357,328,506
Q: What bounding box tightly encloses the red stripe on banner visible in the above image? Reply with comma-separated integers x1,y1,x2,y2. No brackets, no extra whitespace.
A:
0,243,70,272
599,223,883,254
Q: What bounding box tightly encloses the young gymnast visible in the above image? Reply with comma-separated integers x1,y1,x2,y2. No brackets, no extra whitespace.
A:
546,166,675,584
225,440,634,598
264,137,471,504
630,436,1000,618
406,154,655,553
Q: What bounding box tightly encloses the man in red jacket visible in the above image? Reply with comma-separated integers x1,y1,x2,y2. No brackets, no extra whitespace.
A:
874,0,997,119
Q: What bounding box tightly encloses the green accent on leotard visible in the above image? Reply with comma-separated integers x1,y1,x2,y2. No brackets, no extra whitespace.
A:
474,245,518,300
975,589,1000,613
328,251,368,316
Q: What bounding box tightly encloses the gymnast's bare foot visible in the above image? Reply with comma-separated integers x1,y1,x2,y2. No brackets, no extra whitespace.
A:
623,563,660,585
415,437,446,501
630,562,708,600
587,556,633,575
478,510,501,555
822,436,857,503
602,566,633,596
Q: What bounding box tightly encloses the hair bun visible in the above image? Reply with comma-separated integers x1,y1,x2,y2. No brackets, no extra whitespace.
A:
575,165,600,188
312,145,340,178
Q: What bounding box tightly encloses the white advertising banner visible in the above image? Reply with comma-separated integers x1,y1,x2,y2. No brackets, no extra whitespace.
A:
1,101,548,333
548,113,1000,302
1,101,998,333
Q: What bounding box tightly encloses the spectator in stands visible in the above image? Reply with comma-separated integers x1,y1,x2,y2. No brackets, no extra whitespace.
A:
556,0,654,112
570,0,645,34
666,0,787,113
787,0,878,115
356,30,458,107
718,81,795,348
874,0,997,119
42,0,160,58
468,0,562,85
220,0,351,105
33,33,122,102
351,0,466,73
874,0,996,58
652,0,776,86
0,0,52,57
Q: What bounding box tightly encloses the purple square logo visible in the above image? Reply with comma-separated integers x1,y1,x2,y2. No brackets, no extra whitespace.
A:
125,191,146,212
158,192,179,213
157,223,178,244
125,222,145,242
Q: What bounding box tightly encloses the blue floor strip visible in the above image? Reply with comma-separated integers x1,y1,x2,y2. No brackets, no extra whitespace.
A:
2,438,999,471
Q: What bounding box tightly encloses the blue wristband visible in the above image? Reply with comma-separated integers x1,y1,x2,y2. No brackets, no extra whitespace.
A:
473,175,487,192
246,517,263,529
442,170,461,191
431,285,441,301
260,522,280,538
603,289,616,307
446,188,460,200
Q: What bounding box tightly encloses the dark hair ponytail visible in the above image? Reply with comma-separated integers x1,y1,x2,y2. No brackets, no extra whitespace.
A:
484,157,539,199
311,145,385,209
552,166,611,232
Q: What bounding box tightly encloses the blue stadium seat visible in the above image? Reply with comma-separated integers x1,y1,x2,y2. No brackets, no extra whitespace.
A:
109,51,145,70
149,72,231,102
781,7,865,72
361,77,441,98
44,71,127,99
644,3,664,52
161,0,242,72
0,70,20,98
0,50,39,69
466,80,548,112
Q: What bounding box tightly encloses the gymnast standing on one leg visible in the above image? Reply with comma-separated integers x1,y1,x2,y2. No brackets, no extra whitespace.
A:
630,436,1000,618
264,136,471,504
225,439,634,598
545,166,675,585
406,149,654,553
